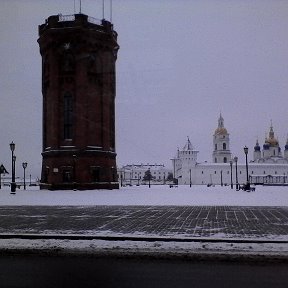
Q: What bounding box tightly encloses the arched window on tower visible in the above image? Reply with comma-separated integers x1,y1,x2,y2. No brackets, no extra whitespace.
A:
223,143,226,150
61,53,75,72
215,144,217,151
64,93,73,140
62,169,72,183
224,157,227,163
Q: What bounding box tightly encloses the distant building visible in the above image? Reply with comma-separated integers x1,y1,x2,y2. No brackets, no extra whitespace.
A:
38,13,119,190
172,115,288,185
172,137,199,185
252,124,288,164
0,164,8,175
212,113,232,163
118,164,172,186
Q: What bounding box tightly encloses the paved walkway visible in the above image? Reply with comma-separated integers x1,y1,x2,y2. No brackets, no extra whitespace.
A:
0,206,287,241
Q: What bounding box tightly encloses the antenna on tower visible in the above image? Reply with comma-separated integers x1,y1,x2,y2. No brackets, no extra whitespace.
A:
102,0,105,19
110,0,113,22
80,0,82,13
74,0,76,13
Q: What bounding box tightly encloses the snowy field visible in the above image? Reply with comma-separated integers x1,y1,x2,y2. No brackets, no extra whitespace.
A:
0,185,287,206
1,238,288,258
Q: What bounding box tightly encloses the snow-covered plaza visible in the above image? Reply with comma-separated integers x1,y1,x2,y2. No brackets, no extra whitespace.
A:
0,184,287,257
0,184,287,206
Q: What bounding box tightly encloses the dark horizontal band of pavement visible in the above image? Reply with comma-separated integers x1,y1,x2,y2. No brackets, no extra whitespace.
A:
0,234,287,244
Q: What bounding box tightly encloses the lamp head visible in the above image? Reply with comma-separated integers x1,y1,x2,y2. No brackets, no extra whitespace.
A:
22,162,28,169
244,146,249,155
9,141,15,152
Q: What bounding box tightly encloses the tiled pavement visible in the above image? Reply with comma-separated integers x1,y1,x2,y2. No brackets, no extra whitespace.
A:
0,206,287,240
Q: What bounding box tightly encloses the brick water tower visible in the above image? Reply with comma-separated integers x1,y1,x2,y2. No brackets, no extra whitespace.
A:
38,13,119,190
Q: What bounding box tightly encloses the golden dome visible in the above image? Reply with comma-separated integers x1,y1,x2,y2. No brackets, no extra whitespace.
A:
214,114,228,135
265,124,279,147
214,127,227,135
265,137,278,146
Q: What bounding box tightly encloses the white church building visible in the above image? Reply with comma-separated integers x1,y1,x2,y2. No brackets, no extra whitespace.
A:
172,115,288,186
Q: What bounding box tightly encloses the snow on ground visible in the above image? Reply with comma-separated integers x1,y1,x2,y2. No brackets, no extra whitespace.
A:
1,238,288,258
0,184,287,206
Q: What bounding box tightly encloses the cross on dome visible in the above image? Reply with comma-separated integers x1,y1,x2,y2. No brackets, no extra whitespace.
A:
214,113,228,135
265,121,279,147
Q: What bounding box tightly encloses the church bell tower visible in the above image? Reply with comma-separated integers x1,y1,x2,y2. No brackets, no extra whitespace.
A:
212,114,232,163
38,13,119,190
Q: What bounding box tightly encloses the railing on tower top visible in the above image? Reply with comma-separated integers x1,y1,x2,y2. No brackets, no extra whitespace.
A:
87,16,102,25
58,14,102,26
58,14,75,22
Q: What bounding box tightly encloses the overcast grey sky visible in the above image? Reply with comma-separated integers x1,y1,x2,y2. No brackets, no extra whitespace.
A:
1,0,288,178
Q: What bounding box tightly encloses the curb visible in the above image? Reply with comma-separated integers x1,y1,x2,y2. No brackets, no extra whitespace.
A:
0,234,287,263
0,246,288,263
0,233,287,244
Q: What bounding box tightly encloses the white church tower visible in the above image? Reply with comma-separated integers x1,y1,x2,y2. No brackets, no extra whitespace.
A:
173,137,199,185
253,139,261,161
262,124,281,159
212,114,231,163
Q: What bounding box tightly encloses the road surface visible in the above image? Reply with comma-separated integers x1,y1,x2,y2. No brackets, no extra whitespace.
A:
0,255,287,288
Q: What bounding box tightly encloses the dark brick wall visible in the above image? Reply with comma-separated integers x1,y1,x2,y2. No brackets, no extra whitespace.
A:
38,14,119,190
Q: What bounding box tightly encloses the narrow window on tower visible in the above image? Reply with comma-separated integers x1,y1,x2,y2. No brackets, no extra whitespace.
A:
64,93,73,140
63,170,72,183
91,166,101,182
61,52,74,73
110,99,115,150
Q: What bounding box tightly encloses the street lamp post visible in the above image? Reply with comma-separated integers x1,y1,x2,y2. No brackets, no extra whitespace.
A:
244,146,250,191
234,156,239,190
148,168,151,188
73,155,77,190
13,156,16,188
9,142,16,194
171,158,176,184
229,159,233,189
137,173,140,186
120,171,123,187
22,162,28,190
